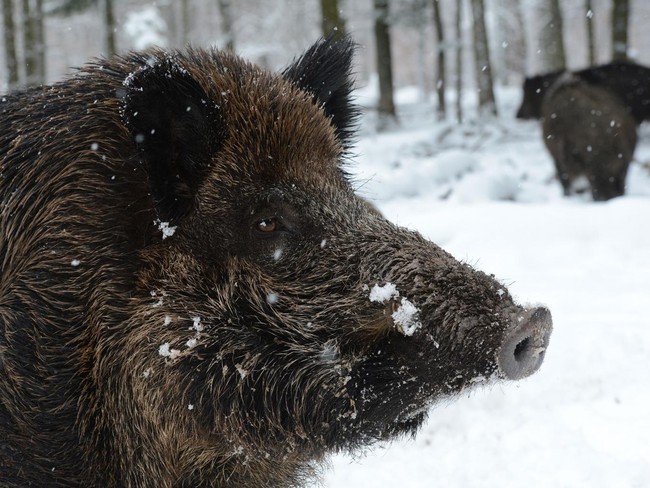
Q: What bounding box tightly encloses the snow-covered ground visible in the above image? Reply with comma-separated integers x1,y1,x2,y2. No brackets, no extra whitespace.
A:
316,86,650,487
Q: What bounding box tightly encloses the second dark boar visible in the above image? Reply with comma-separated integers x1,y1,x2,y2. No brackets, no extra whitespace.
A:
0,38,552,487
542,74,636,200
516,60,650,123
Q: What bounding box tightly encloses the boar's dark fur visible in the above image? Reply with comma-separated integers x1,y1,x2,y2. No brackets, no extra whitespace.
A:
0,38,552,487
541,75,636,200
516,60,650,123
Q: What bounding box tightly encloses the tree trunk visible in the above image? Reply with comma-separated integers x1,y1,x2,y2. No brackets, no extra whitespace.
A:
373,0,397,130
611,0,629,61
495,0,527,84
34,0,44,80
104,0,116,56
469,0,497,117
455,0,463,124
432,0,446,119
217,0,235,51
416,23,427,102
22,0,40,86
180,0,190,45
538,0,566,71
586,0,596,64
2,0,20,88
320,0,346,40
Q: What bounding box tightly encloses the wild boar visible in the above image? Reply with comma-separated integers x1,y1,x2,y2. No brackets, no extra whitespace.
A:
516,60,650,123
541,74,636,200
516,68,564,120
0,38,552,487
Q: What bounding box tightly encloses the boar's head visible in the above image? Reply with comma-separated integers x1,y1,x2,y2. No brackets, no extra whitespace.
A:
97,37,553,485
516,70,563,119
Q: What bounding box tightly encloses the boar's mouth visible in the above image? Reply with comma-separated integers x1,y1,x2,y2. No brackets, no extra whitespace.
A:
497,307,552,380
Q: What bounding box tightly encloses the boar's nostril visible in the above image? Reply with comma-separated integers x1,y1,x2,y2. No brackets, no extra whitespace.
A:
513,337,531,362
498,307,553,380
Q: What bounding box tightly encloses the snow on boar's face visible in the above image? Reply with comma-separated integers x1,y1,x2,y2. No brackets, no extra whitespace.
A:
118,38,552,484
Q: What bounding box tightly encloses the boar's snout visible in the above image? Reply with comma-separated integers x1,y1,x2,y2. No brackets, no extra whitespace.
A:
498,307,552,380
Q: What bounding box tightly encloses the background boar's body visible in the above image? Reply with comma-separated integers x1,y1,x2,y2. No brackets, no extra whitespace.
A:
516,60,650,123
541,75,636,200
0,38,551,487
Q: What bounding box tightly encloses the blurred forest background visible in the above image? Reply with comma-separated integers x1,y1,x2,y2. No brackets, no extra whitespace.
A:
0,0,647,126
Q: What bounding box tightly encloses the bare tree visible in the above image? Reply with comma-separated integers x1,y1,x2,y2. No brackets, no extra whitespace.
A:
2,0,20,89
493,0,527,84
455,0,463,123
373,0,397,130
180,0,190,45
320,0,346,40
586,0,596,64
432,0,446,118
469,0,497,116
35,0,45,77
217,0,235,51
536,0,566,71
50,0,115,57
612,0,629,61
22,0,45,86
103,0,116,55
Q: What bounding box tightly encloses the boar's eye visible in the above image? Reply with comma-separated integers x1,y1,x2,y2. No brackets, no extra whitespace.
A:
254,217,284,238
249,204,297,240
257,219,277,233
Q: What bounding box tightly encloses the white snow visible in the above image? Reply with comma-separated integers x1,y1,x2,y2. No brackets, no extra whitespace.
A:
184,317,204,350
314,85,650,488
123,6,168,51
158,342,179,359
190,317,203,333
157,343,169,357
235,364,248,379
155,219,177,239
391,297,421,336
368,282,399,303
273,248,283,261
369,284,422,335
319,340,340,363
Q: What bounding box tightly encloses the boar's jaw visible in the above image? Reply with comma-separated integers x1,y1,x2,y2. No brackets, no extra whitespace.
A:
344,306,553,443
332,222,554,439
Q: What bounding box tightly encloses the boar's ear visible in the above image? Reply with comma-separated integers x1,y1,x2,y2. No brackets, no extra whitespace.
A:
123,57,225,220
282,36,359,149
